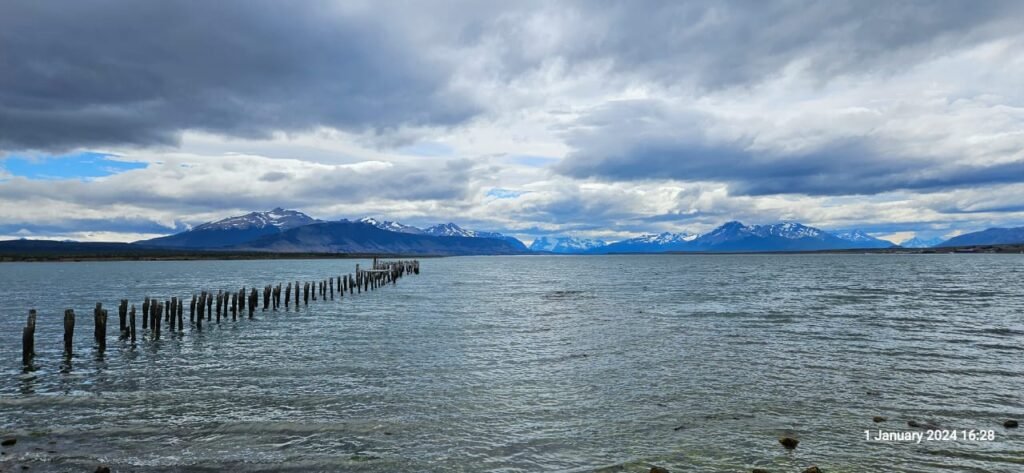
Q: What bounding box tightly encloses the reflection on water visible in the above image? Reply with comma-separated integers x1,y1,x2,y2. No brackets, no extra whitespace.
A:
0,255,1022,472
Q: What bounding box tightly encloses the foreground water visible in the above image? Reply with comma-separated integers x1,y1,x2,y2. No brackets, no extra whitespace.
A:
0,255,1022,472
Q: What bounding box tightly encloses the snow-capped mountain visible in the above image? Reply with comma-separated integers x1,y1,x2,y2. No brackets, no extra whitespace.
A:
832,230,895,248
422,223,476,237
420,222,527,250
529,236,608,253
358,217,424,235
590,232,696,253
139,208,319,248
899,236,944,248
194,208,318,231
689,221,882,252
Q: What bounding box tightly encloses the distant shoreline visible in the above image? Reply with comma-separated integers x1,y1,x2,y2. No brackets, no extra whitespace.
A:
1,242,1021,262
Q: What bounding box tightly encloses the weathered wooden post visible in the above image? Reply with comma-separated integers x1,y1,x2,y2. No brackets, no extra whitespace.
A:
216,290,223,320
142,297,150,330
190,294,197,323
249,288,257,318
129,305,136,342
119,299,128,339
263,285,270,311
64,309,75,356
206,293,212,321
231,292,238,321
169,297,178,331
177,298,183,330
152,302,161,340
22,309,36,365
94,303,107,352
285,282,291,308
303,282,310,306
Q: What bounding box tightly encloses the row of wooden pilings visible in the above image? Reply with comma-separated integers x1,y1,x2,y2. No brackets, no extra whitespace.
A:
20,259,420,365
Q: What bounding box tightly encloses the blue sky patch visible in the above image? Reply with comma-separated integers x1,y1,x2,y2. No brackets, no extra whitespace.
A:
1,151,147,180
486,188,525,199
508,155,557,167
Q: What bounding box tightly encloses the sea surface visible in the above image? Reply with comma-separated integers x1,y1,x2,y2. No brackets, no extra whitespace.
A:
1,255,1022,472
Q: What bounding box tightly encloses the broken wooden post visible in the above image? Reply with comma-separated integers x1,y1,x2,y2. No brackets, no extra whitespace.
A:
152,301,161,340
94,303,107,352
142,297,150,330
285,282,291,308
231,291,238,321
177,298,183,330
190,294,196,323
129,305,136,342
206,293,212,321
22,309,36,365
64,309,75,356
169,297,178,331
119,299,128,339
249,288,257,318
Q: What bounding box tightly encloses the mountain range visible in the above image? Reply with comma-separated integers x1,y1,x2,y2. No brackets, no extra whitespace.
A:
9,207,1018,256
935,226,1024,247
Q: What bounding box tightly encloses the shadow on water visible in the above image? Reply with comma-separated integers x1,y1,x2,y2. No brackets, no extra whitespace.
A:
20,361,38,395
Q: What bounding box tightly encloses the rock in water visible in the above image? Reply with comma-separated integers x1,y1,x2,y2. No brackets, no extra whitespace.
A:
1005,420,1019,428
1,437,16,446
752,469,770,473
873,416,887,423
802,467,822,473
650,467,670,473
95,466,111,473
779,437,799,450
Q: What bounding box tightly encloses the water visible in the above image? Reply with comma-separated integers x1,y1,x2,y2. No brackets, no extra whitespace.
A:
1,255,1022,472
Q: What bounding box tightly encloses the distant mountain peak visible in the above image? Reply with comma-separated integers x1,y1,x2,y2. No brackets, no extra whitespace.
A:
529,236,607,253
899,236,944,248
194,208,318,231
358,217,424,235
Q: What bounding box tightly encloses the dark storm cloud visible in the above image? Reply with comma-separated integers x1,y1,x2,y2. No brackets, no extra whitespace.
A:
557,98,1024,196
471,0,1022,88
0,0,478,151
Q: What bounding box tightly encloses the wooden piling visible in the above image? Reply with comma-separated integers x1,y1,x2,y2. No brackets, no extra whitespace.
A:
94,303,107,351
190,294,196,323
22,309,36,365
249,287,257,318
119,299,128,339
142,297,150,330
206,293,212,321
64,309,75,356
177,298,183,330
169,297,178,331
129,305,136,342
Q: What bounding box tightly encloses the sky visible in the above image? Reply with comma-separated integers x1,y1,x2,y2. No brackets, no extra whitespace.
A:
2,0,1023,245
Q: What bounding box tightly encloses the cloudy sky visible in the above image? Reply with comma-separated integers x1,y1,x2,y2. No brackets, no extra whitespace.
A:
2,0,1023,244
